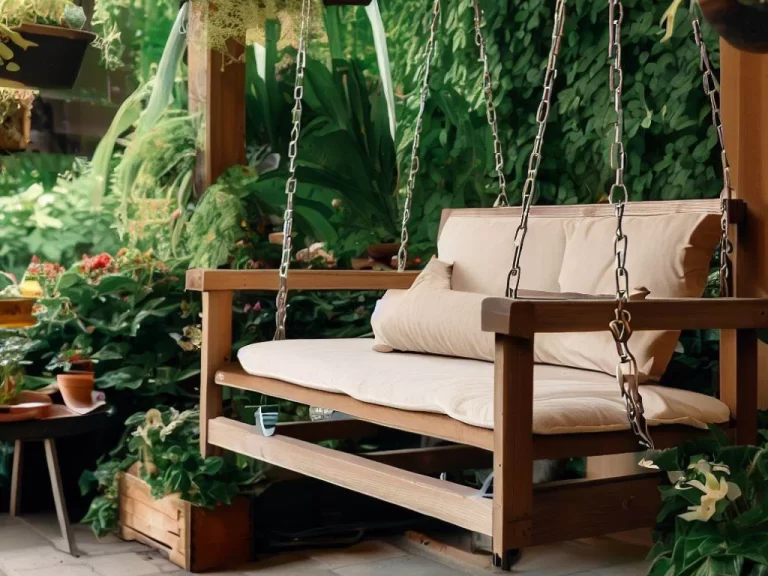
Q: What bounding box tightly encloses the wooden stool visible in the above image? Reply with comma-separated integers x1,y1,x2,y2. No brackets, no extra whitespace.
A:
1,408,114,556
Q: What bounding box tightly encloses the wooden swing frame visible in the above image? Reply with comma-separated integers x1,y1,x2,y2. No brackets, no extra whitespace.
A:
187,198,768,568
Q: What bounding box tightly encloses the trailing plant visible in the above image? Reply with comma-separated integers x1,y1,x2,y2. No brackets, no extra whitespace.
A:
80,407,258,537
641,426,768,575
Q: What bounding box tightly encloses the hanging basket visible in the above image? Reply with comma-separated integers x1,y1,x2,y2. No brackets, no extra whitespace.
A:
0,104,31,151
0,24,96,90
699,0,768,53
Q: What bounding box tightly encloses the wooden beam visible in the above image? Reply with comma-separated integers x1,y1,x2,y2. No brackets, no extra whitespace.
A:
186,269,419,292
721,43,768,408
482,297,768,337
188,2,246,194
216,365,494,450
493,335,534,555
530,475,660,545
200,292,232,457
208,417,493,535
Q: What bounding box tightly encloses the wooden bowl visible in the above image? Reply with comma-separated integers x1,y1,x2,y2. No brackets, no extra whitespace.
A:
0,297,37,328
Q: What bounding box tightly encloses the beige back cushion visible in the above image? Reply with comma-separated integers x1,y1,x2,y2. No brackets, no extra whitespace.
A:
431,209,720,379
438,210,567,294
539,212,721,379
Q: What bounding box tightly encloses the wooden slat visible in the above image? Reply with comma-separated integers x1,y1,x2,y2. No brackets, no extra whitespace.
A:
482,297,768,337
120,511,181,550
216,366,494,450
201,292,232,456
530,475,661,546
119,472,183,519
493,335,534,555
438,199,746,237
120,497,180,536
208,417,493,535
186,269,419,292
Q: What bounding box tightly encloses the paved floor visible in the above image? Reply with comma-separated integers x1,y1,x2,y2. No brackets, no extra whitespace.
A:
0,513,651,575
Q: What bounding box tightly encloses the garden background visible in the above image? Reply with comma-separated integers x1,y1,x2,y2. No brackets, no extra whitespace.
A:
0,0,724,524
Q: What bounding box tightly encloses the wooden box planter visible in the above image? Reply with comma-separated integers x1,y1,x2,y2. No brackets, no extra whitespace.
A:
118,466,252,573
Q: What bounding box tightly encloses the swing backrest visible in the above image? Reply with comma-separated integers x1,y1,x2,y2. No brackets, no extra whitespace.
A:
436,199,736,380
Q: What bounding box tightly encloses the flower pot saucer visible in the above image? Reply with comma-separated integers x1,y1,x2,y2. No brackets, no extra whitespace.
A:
0,391,52,423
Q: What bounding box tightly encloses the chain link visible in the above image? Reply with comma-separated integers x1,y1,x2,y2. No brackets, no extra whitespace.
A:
693,19,733,298
397,0,440,272
473,0,508,208
607,0,653,449
274,0,312,341
505,0,566,298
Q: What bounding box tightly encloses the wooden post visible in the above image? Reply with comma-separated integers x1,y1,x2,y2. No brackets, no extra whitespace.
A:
200,291,233,457
187,2,247,194
720,43,768,408
493,335,534,569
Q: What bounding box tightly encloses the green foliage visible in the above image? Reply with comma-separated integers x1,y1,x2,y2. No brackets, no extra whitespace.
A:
80,407,257,537
643,426,768,576
381,0,722,249
0,160,120,280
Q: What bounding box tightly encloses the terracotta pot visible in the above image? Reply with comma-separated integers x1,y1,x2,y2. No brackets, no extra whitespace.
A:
57,371,95,411
699,0,768,53
0,106,31,151
0,24,96,90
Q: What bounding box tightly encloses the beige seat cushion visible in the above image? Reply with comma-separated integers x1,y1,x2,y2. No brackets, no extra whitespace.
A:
541,212,721,379
237,338,730,433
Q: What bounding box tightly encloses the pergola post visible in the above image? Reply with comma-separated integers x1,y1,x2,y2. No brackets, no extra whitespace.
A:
720,44,768,408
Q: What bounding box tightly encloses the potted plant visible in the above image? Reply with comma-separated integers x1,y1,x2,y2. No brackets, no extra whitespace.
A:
0,88,34,151
48,348,96,411
0,335,50,421
0,0,98,90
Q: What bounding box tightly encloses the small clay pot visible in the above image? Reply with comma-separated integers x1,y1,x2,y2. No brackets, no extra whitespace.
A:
57,371,95,411
699,0,768,54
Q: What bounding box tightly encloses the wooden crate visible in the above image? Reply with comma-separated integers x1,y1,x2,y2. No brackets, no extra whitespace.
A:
118,466,251,572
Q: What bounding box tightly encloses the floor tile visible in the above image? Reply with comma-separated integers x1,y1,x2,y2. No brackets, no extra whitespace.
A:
0,525,50,552
85,551,168,576
332,555,467,576
306,541,409,570
0,545,85,574
591,562,649,576
240,554,335,575
11,566,98,576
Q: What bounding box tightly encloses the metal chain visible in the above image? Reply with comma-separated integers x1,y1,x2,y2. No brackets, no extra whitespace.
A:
397,0,441,272
607,0,653,449
472,0,508,208
274,0,312,341
505,0,566,298
693,19,733,298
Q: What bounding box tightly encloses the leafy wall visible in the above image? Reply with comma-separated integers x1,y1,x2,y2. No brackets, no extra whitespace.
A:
382,0,721,247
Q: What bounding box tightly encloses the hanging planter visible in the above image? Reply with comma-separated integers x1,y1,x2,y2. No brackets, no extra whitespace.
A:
0,88,33,150
698,0,768,53
0,24,96,90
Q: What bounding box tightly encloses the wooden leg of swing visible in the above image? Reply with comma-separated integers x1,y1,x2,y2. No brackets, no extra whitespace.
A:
200,291,233,457
720,328,758,446
492,334,534,571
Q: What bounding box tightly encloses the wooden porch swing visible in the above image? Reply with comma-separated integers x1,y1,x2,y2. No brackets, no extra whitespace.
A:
187,0,768,570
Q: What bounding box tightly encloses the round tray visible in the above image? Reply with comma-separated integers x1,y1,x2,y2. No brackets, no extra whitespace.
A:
0,391,52,423
0,297,37,328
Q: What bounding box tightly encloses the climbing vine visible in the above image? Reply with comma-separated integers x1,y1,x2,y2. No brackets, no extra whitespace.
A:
382,0,721,245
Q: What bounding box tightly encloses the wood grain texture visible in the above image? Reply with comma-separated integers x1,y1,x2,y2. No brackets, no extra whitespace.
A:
201,292,232,457
438,199,745,238
493,335,534,554
208,417,493,535
530,475,661,545
186,269,419,292
721,43,768,408
482,297,768,337
216,365,494,450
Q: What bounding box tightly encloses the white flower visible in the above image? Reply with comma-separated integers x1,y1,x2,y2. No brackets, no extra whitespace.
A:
667,471,685,484
680,496,718,522
638,458,659,470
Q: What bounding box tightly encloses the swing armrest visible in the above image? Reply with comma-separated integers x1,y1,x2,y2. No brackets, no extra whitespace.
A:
186,268,419,292
481,297,768,338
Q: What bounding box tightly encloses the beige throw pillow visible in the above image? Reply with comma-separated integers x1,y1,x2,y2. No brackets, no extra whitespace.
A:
372,259,649,365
